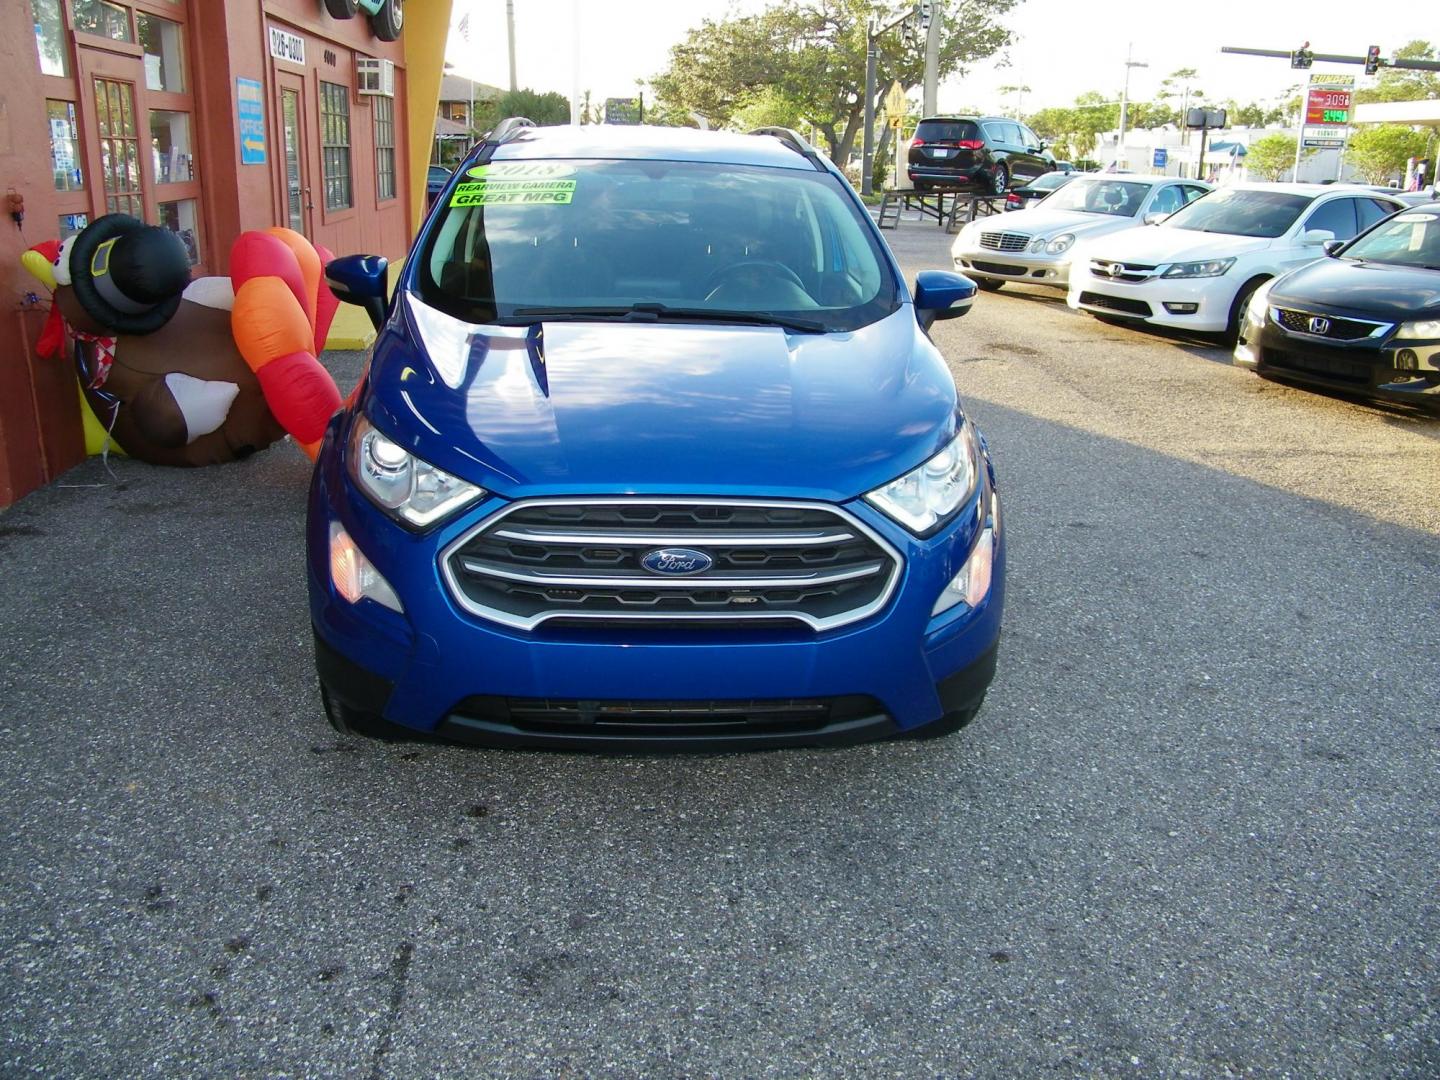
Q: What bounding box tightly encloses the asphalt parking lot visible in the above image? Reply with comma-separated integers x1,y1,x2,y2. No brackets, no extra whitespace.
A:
1,216,1436,1078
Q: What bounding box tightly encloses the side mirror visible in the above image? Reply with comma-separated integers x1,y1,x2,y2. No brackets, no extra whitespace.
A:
1322,239,1345,257
913,270,978,331
1300,228,1336,247
325,254,390,331
1142,211,1171,226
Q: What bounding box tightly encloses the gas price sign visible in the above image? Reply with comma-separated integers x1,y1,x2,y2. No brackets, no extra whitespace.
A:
1303,74,1353,125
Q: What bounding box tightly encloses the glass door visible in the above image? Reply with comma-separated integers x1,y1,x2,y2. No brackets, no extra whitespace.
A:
279,81,311,237
92,77,144,217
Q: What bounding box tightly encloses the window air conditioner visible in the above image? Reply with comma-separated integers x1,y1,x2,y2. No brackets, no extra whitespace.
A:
356,57,395,97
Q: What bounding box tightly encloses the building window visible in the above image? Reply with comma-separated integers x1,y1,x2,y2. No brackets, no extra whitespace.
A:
138,13,185,92
48,101,84,192
93,77,143,217
149,110,192,183
74,0,135,43
32,0,70,76
157,198,200,265
373,96,396,201
320,81,352,211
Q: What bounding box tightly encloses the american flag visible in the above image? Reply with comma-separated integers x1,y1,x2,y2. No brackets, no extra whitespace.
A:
457,11,470,41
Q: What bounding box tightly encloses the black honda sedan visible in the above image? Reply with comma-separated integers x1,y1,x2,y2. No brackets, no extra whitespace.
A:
1234,203,1440,412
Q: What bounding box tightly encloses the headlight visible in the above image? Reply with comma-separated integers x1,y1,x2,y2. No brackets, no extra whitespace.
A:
865,424,979,536
348,416,485,528
1245,279,1275,325
1395,318,1440,339
1161,258,1235,278
1029,237,1047,253
1047,233,1075,254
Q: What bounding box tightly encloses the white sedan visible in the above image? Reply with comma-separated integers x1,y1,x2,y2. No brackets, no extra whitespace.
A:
952,174,1211,291
1067,183,1407,339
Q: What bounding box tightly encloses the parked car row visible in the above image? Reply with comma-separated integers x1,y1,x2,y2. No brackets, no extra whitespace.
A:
950,177,1436,413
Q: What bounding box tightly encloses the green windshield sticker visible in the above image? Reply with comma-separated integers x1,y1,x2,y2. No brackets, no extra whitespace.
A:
451,163,577,206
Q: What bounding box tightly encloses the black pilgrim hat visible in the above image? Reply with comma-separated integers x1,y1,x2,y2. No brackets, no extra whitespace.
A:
67,213,191,335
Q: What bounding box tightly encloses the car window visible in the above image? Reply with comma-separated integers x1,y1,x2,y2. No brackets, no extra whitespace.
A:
416,158,898,333
981,122,1009,144
1018,125,1041,149
916,120,980,142
1147,185,1183,216
1357,198,1400,230
1162,188,1313,238
1180,185,1208,205
1038,177,1149,217
1302,197,1359,239
1340,211,1440,267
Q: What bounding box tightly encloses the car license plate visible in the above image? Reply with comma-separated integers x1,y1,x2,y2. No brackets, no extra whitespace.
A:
932,149,953,158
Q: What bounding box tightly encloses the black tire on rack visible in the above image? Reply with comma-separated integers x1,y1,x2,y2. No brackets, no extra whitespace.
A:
323,0,358,18
370,0,403,41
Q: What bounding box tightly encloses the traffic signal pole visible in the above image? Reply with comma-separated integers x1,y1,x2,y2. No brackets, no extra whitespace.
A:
1220,45,1440,72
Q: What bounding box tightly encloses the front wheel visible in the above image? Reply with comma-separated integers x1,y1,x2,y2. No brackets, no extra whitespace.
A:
989,164,1010,195
370,0,403,40
1226,277,1268,346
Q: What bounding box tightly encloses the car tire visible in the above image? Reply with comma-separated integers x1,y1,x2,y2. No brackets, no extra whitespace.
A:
974,278,1006,292
1226,277,1269,346
906,701,983,740
989,164,1009,195
321,685,416,742
370,0,403,41
323,0,358,17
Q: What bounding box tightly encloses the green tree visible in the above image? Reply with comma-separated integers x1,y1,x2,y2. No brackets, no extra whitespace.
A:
1245,133,1306,180
1345,124,1428,184
650,0,1017,165
474,87,572,133
1355,40,1440,104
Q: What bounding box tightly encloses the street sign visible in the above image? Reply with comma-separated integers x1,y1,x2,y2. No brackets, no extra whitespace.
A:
1153,148,1168,167
1302,138,1346,149
885,81,907,123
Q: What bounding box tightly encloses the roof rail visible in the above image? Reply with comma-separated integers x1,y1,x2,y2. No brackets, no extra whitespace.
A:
468,116,537,168
748,127,827,171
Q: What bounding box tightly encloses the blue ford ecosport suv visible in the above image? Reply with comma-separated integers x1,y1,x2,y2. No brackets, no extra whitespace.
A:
312,121,1003,749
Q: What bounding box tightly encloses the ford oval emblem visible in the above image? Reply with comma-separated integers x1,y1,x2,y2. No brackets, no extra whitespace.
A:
640,548,713,576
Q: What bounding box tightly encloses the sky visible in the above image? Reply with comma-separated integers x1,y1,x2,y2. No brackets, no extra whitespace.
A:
442,0,1433,117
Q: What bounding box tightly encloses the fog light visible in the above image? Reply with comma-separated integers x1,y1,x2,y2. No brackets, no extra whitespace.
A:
1163,302,1200,315
329,522,404,613
932,525,995,617
1396,349,1419,371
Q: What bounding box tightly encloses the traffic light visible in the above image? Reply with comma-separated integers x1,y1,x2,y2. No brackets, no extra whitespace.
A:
1290,43,1313,69
1365,45,1381,75
918,0,933,31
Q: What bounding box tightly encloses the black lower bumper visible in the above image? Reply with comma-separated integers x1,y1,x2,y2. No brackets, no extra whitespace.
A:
314,629,999,752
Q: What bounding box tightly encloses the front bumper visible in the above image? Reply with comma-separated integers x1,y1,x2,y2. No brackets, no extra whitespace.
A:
307,417,1006,748
953,246,1072,288
1067,271,1234,333
1236,315,1440,409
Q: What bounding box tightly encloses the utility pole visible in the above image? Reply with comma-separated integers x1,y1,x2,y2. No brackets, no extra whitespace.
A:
923,1,941,116
1116,43,1149,170
506,0,517,92
862,21,877,195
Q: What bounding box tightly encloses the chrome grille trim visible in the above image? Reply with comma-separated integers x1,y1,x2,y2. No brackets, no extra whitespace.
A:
1272,306,1392,341
979,231,1030,252
489,525,857,547
440,498,904,633
456,558,887,590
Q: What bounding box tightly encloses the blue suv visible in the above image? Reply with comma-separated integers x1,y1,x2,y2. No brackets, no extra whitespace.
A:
313,121,1003,749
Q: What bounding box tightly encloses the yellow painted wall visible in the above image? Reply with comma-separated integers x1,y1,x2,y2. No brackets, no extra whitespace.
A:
406,0,456,231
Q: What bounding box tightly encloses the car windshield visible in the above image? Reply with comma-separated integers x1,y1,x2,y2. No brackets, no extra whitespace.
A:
1038,178,1149,217
1162,188,1312,238
1339,211,1440,268
415,158,898,333
1030,172,1072,191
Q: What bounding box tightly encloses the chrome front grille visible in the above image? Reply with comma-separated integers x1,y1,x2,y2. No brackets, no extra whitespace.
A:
979,231,1029,252
1088,259,1157,283
441,499,902,632
1274,307,1390,341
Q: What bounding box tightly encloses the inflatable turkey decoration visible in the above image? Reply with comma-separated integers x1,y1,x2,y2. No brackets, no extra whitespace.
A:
21,213,343,465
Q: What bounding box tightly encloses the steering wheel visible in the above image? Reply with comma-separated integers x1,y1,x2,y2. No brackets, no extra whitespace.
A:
703,259,807,296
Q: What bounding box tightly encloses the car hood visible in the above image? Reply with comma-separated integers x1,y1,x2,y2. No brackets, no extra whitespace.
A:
363,301,959,502
1271,259,1440,318
1087,227,1275,264
988,208,1136,238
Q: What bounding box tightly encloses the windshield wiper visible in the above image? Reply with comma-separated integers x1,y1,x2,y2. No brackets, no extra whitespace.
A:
510,303,826,333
